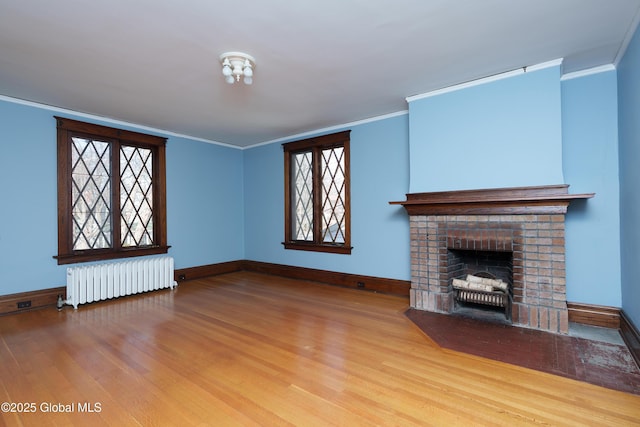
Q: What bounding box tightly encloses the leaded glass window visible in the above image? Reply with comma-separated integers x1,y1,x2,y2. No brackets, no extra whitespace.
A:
71,137,112,250
283,131,351,254
320,146,345,244
55,117,169,265
120,146,154,247
292,151,313,241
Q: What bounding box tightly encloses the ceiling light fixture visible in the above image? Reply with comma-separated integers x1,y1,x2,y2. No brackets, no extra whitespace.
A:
219,52,255,85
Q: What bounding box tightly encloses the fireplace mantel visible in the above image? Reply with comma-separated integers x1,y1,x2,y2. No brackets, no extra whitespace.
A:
390,184,594,215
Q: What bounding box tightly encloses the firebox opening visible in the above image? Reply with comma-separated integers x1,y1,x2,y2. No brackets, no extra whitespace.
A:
447,249,513,321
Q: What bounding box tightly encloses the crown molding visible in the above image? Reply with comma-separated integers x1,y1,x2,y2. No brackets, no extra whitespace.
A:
0,94,241,149
247,110,409,149
561,64,616,81
406,59,563,103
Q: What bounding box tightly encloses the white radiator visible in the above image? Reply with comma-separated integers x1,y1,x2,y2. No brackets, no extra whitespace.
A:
66,257,177,309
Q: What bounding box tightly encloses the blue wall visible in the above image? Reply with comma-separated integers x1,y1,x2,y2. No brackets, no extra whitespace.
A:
0,52,633,319
407,65,564,193
166,135,245,269
243,114,411,280
0,99,245,295
561,71,621,306
0,102,61,295
618,25,640,328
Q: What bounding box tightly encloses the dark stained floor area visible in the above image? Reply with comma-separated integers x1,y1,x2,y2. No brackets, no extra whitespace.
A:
405,308,640,395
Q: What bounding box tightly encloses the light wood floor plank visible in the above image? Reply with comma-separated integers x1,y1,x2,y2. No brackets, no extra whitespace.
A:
0,271,639,426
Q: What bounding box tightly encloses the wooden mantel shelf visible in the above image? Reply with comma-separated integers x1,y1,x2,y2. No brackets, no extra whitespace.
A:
389,184,594,215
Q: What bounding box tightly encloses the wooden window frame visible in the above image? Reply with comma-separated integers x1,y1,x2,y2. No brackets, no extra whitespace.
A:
283,130,352,254
54,117,169,265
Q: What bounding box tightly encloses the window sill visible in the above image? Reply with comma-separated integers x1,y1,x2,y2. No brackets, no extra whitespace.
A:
54,246,171,265
282,242,352,255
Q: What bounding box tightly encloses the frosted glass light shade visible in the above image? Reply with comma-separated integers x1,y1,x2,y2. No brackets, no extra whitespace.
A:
219,52,256,85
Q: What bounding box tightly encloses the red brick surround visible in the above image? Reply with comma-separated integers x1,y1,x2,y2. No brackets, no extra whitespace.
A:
392,185,594,335
410,214,568,333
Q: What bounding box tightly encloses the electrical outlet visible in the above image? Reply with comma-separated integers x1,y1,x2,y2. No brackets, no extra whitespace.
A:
17,300,32,309
357,282,365,288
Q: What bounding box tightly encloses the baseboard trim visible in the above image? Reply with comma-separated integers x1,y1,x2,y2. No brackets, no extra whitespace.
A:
620,310,640,369
176,260,410,297
174,260,244,282
0,287,66,316
242,260,410,297
566,302,620,329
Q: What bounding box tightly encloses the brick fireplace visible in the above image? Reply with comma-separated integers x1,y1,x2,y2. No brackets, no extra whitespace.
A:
391,185,594,334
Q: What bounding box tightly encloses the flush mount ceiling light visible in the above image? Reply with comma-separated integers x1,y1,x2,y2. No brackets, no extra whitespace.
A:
219,52,255,85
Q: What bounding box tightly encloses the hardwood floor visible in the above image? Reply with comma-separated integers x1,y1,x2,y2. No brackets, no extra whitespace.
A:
1,271,639,426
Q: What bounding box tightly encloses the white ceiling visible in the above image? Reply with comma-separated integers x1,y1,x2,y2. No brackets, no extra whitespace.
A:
1,1,639,148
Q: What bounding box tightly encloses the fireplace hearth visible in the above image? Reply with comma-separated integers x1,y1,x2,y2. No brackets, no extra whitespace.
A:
391,185,594,334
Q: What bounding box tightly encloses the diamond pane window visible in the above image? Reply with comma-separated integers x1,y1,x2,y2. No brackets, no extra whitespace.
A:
321,146,345,244
121,146,154,247
292,151,313,241
56,117,169,265
71,137,112,250
283,131,351,254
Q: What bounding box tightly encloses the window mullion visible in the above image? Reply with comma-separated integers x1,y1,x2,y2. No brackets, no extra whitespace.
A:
62,132,74,254
112,140,122,251
343,140,351,248
312,147,322,244
284,152,292,243
151,147,160,246
288,152,297,242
